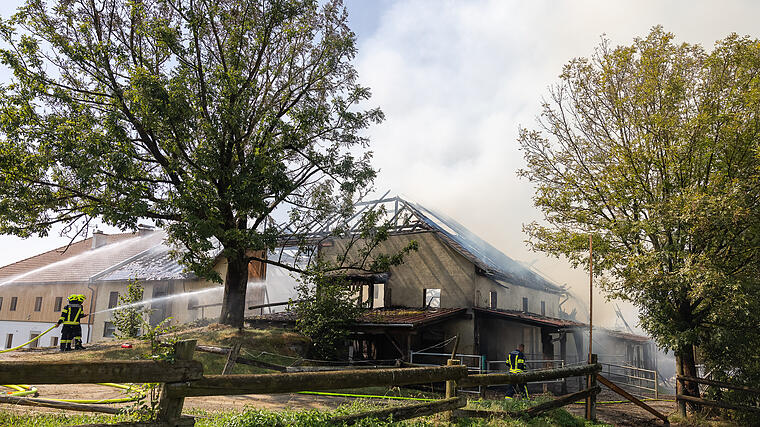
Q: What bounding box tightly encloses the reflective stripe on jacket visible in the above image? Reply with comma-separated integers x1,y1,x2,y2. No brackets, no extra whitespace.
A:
59,303,85,325
507,350,526,373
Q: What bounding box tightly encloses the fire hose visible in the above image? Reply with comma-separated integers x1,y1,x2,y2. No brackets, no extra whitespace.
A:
0,326,145,404
0,324,57,353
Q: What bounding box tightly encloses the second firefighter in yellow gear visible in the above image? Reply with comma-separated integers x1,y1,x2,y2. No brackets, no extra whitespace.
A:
56,294,88,351
505,343,529,399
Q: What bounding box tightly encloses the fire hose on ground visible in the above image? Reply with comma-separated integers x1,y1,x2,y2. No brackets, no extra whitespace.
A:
0,326,145,405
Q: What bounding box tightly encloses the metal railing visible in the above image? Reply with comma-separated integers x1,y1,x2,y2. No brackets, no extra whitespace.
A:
409,351,485,394
600,362,658,399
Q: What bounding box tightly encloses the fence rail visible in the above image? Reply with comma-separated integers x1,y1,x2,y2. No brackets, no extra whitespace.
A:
0,342,636,426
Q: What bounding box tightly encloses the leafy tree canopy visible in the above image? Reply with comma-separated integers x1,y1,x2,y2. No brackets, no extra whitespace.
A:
0,0,383,326
518,27,760,399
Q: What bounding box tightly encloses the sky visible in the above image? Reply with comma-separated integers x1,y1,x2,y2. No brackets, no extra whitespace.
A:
3,0,760,331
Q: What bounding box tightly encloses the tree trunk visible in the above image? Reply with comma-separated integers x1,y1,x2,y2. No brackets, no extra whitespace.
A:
219,254,248,328
676,344,700,413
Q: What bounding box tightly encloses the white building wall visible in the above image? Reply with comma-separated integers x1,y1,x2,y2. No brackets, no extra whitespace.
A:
0,320,91,349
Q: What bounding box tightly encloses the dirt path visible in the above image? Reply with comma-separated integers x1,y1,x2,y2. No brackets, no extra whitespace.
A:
567,400,677,426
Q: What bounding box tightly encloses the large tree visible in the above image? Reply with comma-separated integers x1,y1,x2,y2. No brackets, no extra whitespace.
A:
0,0,382,327
518,27,760,406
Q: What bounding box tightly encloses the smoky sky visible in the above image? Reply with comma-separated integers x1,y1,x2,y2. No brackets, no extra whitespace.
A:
3,0,760,333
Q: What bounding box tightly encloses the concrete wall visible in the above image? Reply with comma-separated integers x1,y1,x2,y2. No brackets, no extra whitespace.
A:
325,231,561,314
0,320,91,349
471,275,560,317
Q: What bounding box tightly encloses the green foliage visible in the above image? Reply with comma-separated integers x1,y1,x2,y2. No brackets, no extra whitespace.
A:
112,279,146,339
293,268,361,360
118,383,161,422
0,0,382,327
140,316,177,361
518,26,760,383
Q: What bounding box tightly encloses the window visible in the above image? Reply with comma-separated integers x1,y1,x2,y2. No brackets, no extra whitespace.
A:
34,297,43,312
5,334,12,349
108,291,119,309
9,297,17,311
54,296,63,312
540,301,546,316
373,283,385,308
51,336,59,347
489,291,498,309
522,297,529,313
0,296,3,311
29,332,40,348
423,288,441,308
103,321,116,338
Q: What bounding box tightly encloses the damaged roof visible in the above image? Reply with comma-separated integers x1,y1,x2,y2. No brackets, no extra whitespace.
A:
97,243,196,282
0,231,167,284
402,200,565,294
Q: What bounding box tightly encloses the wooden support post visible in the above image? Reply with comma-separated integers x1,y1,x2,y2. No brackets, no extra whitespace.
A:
222,342,242,375
654,370,659,399
157,339,197,426
445,359,460,421
585,354,597,421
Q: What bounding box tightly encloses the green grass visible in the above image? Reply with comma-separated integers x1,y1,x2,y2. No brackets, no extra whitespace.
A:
0,398,609,427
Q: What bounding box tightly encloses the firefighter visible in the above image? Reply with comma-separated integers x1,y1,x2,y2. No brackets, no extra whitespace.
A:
56,294,88,351
505,343,529,399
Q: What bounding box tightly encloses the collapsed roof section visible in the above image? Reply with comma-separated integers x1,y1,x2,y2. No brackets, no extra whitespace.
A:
315,196,565,294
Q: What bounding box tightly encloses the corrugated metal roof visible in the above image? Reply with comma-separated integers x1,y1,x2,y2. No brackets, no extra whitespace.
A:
248,307,467,328
359,308,466,326
474,307,586,328
0,231,166,284
97,243,195,282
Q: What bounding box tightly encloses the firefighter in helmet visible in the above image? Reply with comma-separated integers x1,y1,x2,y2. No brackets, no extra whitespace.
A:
505,343,529,398
56,294,88,351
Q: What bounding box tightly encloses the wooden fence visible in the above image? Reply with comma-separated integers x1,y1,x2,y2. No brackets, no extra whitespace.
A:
0,341,663,426
676,375,760,416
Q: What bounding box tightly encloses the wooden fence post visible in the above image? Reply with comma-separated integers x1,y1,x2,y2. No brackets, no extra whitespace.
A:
157,339,197,426
444,359,460,421
585,354,597,421
222,342,242,375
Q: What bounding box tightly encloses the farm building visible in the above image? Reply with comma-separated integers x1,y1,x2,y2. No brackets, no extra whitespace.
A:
0,195,656,380
0,226,267,348
250,196,658,374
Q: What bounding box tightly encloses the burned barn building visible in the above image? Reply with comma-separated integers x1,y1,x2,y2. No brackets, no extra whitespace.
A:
251,196,657,373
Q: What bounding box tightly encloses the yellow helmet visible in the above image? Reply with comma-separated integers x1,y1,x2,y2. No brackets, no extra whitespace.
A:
68,294,79,302
77,294,86,302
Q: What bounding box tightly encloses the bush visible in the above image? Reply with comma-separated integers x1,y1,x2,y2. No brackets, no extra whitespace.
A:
293,268,361,360
113,279,146,339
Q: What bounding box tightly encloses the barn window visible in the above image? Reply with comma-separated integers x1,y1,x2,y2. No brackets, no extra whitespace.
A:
540,301,546,316
34,297,43,312
103,322,116,338
489,291,498,309
54,296,63,312
522,297,529,312
0,296,3,311
108,291,119,309
5,334,13,349
10,297,17,311
423,288,441,308
29,332,40,348
51,336,59,347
